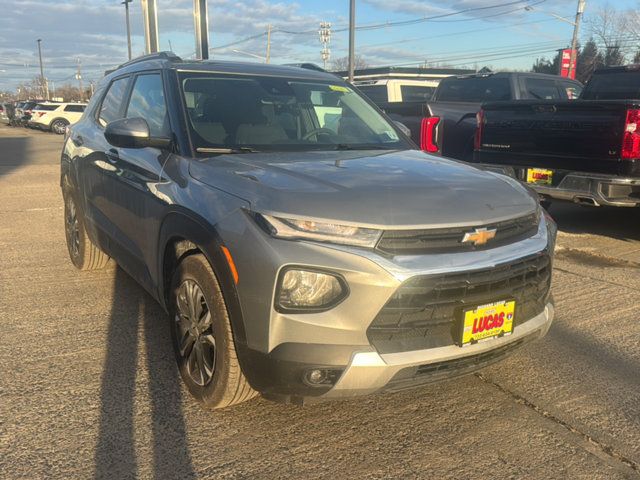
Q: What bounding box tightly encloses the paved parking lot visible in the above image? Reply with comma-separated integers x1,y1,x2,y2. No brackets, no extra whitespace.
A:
1,125,639,479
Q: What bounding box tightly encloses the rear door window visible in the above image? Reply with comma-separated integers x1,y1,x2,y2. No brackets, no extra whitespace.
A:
125,73,169,137
524,78,561,100
580,71,640,100
64,105,86,112
559,81,582,100
34,104,59,111
98,76,130,127
435,77,511,102
400,85,435,102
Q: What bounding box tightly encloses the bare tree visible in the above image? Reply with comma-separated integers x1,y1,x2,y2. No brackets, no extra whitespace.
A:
587,3,637,65
330,55,369,72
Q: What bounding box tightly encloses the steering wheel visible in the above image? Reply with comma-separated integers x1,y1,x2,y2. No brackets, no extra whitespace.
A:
302,128,336,141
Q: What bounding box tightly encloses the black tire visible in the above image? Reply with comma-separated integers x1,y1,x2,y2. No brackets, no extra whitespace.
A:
51,118,69,135
63,186,111,270
169,254,256,409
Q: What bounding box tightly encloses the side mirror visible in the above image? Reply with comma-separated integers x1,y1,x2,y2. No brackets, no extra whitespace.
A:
393,121,411,138
104,117,171,149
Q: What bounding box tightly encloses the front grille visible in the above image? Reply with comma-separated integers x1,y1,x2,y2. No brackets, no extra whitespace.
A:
367,253,551,354
384,337,531,392
376,212,539,256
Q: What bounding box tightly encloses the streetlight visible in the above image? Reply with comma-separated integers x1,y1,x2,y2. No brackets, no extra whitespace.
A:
122,0,133,60
36,39,49,100
348,0,355,82
525,0,586,79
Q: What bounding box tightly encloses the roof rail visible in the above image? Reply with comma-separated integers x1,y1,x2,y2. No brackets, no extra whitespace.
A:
117,51,182,70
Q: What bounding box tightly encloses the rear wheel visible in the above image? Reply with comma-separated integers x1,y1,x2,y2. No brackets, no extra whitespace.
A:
51,119,69,135
169,254,256,409
63,187,111,270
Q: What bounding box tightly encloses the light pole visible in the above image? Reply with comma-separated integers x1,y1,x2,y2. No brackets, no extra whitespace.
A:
122,0,133,60
319,22,331,69
525,0,586,79
569,0,586,79
36,39,49,100
348,0,355,82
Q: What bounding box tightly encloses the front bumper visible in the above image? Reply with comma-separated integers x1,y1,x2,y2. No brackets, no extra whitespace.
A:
219,209,556,403
478,164,640,207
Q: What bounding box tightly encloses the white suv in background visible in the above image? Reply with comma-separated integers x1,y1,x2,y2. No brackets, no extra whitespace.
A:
31,102,87,134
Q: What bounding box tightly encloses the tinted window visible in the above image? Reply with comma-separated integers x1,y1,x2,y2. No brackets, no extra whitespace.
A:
400,85,435,102
64,104,86,112
435,77,511,102
125,74,168,136
356,85,388,104
98,77,129,126
558,81,582,100
580,71,640,100
524,78,561,100
34,104,59,111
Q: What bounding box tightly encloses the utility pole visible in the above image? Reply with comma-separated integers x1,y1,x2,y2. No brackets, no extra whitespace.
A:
568,0,586,79
122,0,133,60
348,0,356,82
36,39,49,100
193,0,210,60
319,22,331,69
141,0,160,54
76,59,83,102
266,24,272,64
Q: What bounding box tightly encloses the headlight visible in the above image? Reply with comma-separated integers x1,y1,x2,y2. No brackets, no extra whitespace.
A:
257,213,382,248
276,268,348,312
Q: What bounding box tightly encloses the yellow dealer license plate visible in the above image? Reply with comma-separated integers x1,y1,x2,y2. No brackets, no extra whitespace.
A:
460,300,515,346
526,168,553,185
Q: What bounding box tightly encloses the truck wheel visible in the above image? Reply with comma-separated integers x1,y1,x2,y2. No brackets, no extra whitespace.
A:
169,254,256,409
51,119,69,135
63,188,111,270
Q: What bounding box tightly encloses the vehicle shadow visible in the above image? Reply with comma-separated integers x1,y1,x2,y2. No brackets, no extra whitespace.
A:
550,203,640,242
94,267,195,480
0,134,30,177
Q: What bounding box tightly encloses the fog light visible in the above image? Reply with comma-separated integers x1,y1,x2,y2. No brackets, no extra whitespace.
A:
302,368,343,387
305,369,327,385
276,268,348,311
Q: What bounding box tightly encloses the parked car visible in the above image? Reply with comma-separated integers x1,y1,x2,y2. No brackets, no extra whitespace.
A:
30,102,86,134
370,72,582,161
474,64,640,207
16,100,43,127
62,52,556,408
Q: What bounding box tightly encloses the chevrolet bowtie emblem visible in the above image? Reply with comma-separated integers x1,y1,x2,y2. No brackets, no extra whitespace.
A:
462,227,497,246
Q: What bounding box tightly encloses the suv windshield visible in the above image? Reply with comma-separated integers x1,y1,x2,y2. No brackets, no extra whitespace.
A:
179,73,406,152
580,71,640,100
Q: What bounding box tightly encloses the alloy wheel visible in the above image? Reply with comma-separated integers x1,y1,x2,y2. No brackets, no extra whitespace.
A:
175,279,216,386
65,196,80,258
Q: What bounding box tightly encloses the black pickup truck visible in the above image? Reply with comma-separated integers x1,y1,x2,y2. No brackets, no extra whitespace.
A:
372,72,582,161
474,65,640,207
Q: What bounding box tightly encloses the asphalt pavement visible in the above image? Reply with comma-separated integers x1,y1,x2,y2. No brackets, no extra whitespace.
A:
1,125,638,479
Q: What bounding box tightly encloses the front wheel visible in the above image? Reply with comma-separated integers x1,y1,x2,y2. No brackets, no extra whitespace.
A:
169,254,256,409
51,119,69,135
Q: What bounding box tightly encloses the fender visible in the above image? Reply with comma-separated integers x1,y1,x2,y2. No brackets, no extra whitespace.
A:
157,209,248,345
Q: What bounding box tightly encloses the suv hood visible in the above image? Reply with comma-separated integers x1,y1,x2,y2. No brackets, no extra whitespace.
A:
189,149,537,228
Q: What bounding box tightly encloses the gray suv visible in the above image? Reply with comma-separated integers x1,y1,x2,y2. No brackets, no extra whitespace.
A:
61,52,556,408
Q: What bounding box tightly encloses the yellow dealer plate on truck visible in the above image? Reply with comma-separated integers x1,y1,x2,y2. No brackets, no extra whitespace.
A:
460,300,515,346
526,168,553,185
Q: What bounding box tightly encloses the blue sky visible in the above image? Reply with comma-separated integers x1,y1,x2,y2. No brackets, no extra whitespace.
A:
0,0,638,91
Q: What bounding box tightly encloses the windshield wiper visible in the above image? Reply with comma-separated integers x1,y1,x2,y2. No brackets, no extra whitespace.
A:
333,144,399,151
196,147,260,154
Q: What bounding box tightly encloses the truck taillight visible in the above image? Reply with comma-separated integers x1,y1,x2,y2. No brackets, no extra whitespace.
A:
420,117,440,153
622,109,640,160
474,109,484,151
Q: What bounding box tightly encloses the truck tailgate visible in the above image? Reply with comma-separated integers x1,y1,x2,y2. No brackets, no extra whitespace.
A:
478,100,635,175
